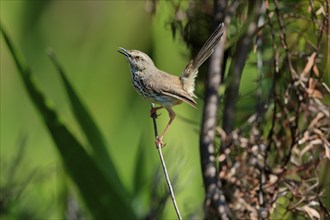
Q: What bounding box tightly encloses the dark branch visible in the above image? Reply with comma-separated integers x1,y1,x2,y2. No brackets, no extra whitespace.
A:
199,0,231,219
222,0,263,136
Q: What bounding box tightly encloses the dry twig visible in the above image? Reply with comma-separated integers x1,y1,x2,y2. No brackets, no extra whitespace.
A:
150,104,182,220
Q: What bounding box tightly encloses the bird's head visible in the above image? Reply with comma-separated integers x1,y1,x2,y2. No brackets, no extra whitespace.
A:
118,47,155,72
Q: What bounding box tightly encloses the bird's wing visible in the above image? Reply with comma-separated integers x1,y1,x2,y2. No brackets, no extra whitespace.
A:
161,90,197,108
146,71,197,107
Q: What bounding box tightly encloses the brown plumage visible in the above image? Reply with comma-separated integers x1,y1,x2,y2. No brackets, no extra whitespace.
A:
118,23,224,146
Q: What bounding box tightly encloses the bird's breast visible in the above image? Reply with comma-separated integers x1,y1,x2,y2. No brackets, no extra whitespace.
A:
130,70,149,97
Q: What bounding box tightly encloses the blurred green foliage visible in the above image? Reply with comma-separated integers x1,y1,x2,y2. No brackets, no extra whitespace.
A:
1,1,204,219
2,1,328,219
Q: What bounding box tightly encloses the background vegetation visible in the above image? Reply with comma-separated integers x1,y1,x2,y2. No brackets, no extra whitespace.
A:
1,0,329,219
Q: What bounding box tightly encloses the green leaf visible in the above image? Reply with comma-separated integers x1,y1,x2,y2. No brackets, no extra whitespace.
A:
47,50,129,199
1,24,137,219
133,134,149,194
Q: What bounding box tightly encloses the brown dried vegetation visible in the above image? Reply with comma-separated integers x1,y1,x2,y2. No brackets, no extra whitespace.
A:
151,0,330,219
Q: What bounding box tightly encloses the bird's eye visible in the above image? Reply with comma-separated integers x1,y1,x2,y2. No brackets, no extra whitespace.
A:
135,56,141,60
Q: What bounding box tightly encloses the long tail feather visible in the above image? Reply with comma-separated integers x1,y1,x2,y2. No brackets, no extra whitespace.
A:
180,23,224,97
193,23,224,69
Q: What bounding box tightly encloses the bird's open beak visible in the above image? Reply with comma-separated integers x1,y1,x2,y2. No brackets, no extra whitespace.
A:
118,47,131,58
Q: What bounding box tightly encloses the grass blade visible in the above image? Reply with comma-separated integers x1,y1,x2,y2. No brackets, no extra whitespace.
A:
1,24,136,219
47,50,128,198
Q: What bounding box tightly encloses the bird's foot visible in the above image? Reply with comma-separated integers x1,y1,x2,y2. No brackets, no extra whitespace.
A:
150,107,161,118
155,136,166,148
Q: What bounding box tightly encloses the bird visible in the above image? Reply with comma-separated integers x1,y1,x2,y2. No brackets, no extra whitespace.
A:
118,23,224,147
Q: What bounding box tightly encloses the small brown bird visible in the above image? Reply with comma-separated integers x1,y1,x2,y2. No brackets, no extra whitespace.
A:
118,24,224,147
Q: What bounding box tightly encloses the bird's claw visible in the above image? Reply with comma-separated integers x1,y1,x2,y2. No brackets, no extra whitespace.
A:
150,109,161,118
151,112,161,118
155,137,166,148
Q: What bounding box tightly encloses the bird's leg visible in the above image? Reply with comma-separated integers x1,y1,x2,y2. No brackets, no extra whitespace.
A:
155,107,176,148
150,106,163,118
